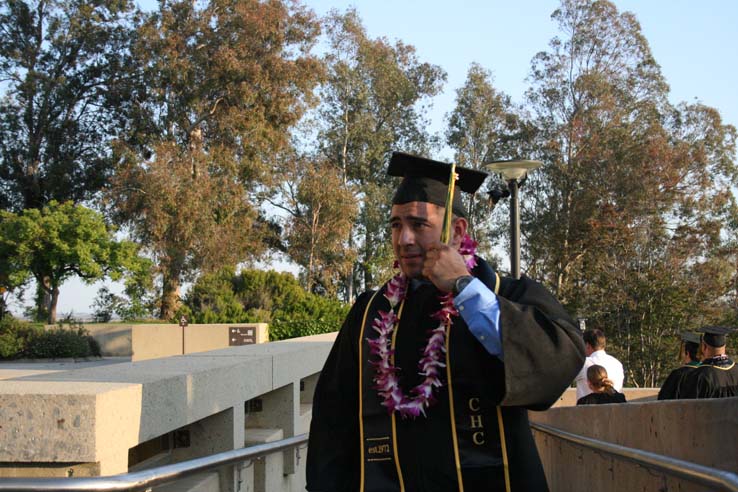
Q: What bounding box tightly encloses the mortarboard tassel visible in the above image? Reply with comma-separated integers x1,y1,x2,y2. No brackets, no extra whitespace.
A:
440,162,458,245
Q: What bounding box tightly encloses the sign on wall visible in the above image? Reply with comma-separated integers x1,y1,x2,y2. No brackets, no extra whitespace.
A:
229,326,256,345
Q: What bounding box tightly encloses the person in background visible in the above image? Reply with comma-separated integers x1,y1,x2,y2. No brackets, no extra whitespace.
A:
575,328,624,401
576,365,626,405
678,326,738,399
657,331,701,400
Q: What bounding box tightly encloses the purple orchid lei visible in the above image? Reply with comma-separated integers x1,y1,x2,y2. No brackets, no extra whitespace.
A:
367,234,478,418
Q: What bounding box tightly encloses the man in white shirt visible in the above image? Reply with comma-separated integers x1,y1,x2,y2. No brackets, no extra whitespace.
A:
575,328,625,400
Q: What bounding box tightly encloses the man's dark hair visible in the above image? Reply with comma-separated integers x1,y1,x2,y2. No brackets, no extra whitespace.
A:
684,341,699,361
583,329,606,350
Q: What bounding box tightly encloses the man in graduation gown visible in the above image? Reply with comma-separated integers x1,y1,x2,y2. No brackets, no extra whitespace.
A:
306,152,585,492
657,332,702,400
678,326,738,399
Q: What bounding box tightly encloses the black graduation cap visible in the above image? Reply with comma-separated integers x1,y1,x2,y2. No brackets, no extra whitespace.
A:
680,332,701,345
388,152,488,217
697,326,734,347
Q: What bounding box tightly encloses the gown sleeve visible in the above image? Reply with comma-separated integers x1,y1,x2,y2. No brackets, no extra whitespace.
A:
305,291,373,492
657,370,681,400
495,275,586,409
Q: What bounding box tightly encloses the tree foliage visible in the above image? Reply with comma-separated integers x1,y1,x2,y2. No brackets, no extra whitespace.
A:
0,0,140,211
108,0,323,319
1,0,736,380
0,200,148,323
267,152,358,295
446,62,529,260
314,9,446,300
519,0,738,386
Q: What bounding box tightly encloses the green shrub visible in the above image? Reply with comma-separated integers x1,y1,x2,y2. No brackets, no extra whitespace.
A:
269,318,342,341
180,267,248,323
182,267,350,341
0,316,100,359
0,331,24,358
26,327,92,358
269,295,349,341
0,317,42,359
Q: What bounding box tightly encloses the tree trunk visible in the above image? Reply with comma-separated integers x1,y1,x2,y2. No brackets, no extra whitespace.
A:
340,113,355,304
0,290,7,319
35,276,52,323
346,233,355,303
159,274,181,320
48,285,60,324
363,236,373,289
306,206,320,293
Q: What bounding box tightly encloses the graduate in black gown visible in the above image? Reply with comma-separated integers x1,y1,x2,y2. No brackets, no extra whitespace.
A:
678,326,738,399
657,331,701,400
576,364,626,405
306,152,585,492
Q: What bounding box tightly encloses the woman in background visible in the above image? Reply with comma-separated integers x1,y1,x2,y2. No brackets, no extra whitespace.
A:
577,364,627,405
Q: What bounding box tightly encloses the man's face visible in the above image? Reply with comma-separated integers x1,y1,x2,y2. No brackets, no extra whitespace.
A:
390,201,446,279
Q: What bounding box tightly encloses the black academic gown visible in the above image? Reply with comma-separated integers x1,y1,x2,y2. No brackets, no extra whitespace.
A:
306,258,585,492
576,391,626,405
657,361,700,400
678,356,738,399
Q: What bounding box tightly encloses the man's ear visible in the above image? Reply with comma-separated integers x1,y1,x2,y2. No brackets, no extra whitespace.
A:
451,217,468,245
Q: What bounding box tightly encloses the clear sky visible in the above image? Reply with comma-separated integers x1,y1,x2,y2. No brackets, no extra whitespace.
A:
12,0,736,317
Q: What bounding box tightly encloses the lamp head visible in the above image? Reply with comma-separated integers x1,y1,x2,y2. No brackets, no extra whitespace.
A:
483,159,543,181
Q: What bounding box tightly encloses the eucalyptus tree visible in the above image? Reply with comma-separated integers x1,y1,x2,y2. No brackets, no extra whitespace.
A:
266,150,358,296
523,0,737,385
315,9,446,301
445,62,531,260
0,0,141,316
108,0,323,319
0,0,140,211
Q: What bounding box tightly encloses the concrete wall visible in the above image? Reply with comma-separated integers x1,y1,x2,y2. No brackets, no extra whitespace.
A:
77,324,134,357
530,396,738,492
5,334,735,492
76,323,269,361
0,332,336,492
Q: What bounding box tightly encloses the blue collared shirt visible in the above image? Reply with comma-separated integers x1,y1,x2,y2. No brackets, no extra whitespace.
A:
453,278,503,358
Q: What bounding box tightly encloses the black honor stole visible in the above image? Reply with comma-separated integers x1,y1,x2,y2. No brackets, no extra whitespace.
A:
358,273,512,492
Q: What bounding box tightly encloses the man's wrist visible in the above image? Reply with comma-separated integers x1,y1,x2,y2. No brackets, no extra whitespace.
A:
452,275,474,296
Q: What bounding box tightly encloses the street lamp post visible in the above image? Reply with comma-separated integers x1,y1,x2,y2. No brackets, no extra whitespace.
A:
483,159,543,279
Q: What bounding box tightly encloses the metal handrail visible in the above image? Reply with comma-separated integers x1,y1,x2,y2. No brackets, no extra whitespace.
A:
5,424,738,491
531,422,738,492
0,433,308,492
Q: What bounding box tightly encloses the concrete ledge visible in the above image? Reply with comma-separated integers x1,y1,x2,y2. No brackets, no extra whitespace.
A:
0,332,337,481
552,386,659,407
530,396,738,491
0,381,142,475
